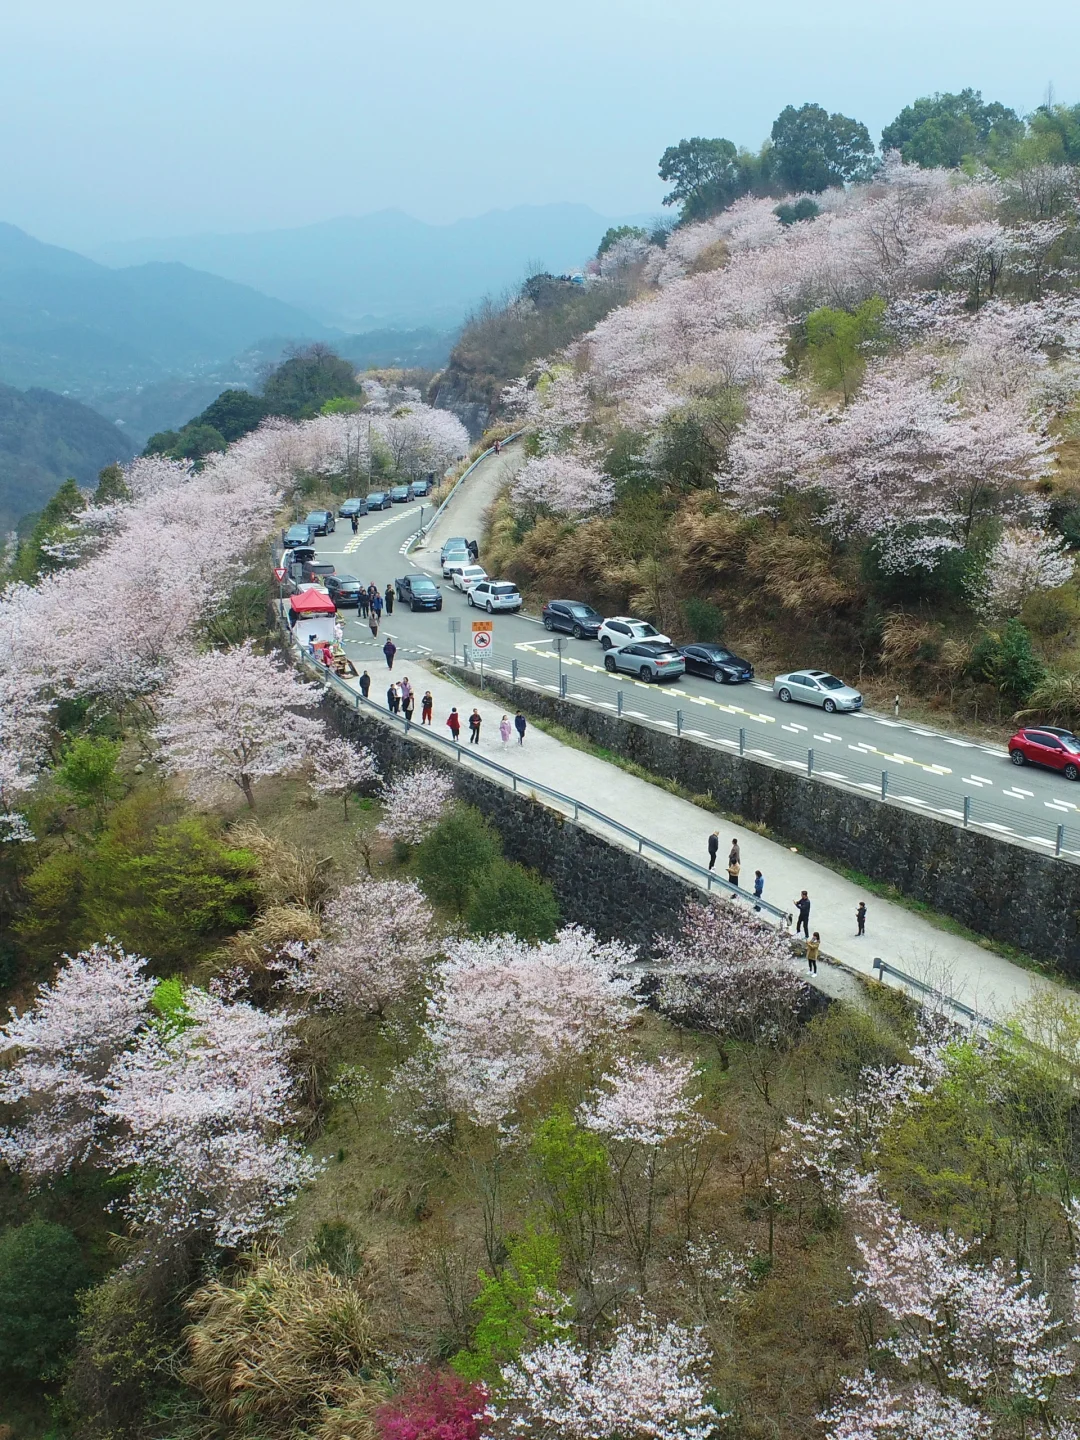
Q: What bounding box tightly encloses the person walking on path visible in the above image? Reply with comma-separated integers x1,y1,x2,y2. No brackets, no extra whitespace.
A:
856,901,867,936
514,711,527,745
372,592,383,620
729,839,741,869
447,707,461,742
421,690,434,726
368,613,379,639
468,708,482,745
753,870,764,910
494,438,501,455
499,714,512,748
806,932,820,975
385,584,394,615
402,687,415,723
794,890,811,938
350,512,359,535
707,832,719,871
386,682,400,714
366,584,377,615
383,637,396,670
359,670,370,699
358,587,369,619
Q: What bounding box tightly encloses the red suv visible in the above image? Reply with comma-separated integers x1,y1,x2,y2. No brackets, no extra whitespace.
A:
1007,727,1080,780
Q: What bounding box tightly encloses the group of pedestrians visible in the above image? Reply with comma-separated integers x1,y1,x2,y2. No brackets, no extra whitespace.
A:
355,583,397,639
706,831,870,975
445,707,527,747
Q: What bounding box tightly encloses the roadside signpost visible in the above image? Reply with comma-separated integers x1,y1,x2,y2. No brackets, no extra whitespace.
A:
447,616,461,662
470,619,493,687
273,566,287,582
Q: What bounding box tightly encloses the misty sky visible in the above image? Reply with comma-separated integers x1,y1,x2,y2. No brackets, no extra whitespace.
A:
6,0,1078,249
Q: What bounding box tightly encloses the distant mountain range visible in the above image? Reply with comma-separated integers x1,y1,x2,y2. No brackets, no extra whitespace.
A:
0,382,134,531
90,205,642,329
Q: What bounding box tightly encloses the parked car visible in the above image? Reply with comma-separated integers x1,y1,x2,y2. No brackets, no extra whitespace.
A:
680,643,754,684
1008,727,1080,780
469,580,522,612
410,476,433,498
282,522,313,548
390,485,411,503
305,509,336,536
604,641,686,683
452,565,488,593
366,490,392,510
542,600,603,639
301,561,337,584
440,537,469,561
441,549,471,578
326,574,361,606
774,670,862,713
598,616,671,651
338,497,368,519
281,545,316,572
284,576,330,598
395,574,443,611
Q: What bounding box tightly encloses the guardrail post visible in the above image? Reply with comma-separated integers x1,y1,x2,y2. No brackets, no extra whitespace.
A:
1057,823,1065,857
573,801,579,820
880,770,888,800
963,795,971,827
739,727,745,756
559,674,567,699
512,658,518,682
873,957,883,978
617,691,623,717
676,709,683,736
807,748,814,777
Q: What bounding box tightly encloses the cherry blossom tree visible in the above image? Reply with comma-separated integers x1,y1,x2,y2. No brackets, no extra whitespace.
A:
285,878,439,1015
154,643,326,808
970,526,1075,618
377,765,456,846
578,1055,706,1147
103,988,314,1247
421,926,638,1126
309,735,381,814
0,942,154,1176
497,1315,721,1440
510,454,614,520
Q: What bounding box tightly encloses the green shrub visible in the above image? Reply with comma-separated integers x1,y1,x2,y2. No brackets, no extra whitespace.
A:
60,1273,174,1439
969,619,1046,708
416,806,502,915
464,860,559,941
452,1230,571,1383
0,1220,90,1380
682,597,725,643
55,735,123,821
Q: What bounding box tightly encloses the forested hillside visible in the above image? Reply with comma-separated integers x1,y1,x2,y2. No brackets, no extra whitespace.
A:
0,382,133,530
482,94,1080,727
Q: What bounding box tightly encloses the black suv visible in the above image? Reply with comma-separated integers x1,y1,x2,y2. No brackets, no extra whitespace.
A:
396,574,443,611
305,509,336,536
679,643,754,684
542,600,603,639
326,574,361,606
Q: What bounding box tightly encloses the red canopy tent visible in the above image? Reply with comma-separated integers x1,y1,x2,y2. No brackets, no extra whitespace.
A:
288,589,336,615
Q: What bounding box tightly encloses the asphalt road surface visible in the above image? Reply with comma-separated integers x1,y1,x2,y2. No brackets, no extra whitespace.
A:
305,485,1080,862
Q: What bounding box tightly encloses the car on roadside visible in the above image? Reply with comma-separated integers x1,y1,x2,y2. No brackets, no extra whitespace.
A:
598,616,671,651
470,580,522,612
282,522,313,548
1007,727,1080,780
410,476,433,498
774,670,862,713
542,600,603,639
284,576,331,598
441,548,471,578
440,537,469,560
366,490,392,510
390,485,411,503
604,640,686,683
338,497,368,519
305,509,336,536
395,574,443,611
452,564,488,593
325,574,362,606
680,643,755,684
300,561,337,584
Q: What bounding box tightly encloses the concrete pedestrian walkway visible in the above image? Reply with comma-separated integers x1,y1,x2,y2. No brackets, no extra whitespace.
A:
345,658,1058,1022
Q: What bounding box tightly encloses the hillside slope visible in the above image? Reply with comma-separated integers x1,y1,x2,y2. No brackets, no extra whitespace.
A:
0,383,134,528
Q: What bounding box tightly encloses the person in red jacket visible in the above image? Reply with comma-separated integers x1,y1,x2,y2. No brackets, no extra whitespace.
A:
446,707,461,741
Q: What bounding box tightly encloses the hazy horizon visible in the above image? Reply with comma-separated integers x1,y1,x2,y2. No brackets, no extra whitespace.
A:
6,0,1077,251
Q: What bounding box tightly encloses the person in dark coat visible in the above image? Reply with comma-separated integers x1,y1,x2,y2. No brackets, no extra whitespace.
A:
350,512,359,534
468,708,482,745
385,584,394,615
421,690,434,725
856,901,867,936
514,711,527,745
794,890,811,938
467,539,479,562
358,670,371,699
383,637,397,670
372,592,383,619
707,832,719,871
358,587,369,619
386,683,400,714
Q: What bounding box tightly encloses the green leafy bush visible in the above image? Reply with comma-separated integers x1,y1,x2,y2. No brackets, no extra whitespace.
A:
0,1220,90,1380
452,1230,571,1383
415,806,501,915
464,861,558,941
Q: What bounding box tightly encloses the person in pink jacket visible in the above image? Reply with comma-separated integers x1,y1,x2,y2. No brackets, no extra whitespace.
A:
499,714,512,748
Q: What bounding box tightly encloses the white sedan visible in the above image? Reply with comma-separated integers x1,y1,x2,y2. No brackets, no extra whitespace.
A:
452,564,488,593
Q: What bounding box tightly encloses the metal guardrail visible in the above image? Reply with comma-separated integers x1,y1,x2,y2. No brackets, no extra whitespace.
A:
291,638,793,927
403,431,524,557
467,648,1080,864
872,957,996,1030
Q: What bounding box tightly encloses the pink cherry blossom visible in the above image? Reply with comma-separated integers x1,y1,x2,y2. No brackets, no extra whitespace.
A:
377,765,456,845
578,1055,707,1146
309,735,381,812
